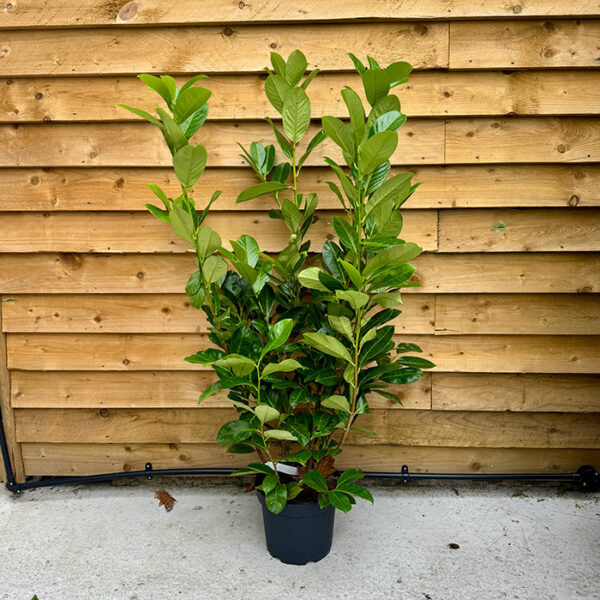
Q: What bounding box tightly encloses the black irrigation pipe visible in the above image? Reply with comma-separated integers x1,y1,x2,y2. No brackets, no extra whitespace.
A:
2,409,599,494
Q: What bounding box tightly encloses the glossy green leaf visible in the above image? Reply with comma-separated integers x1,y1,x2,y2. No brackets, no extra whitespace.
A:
301,469,329,493
322,116,355,157
337,468,364,487
213,354,256,376
216,420,256,445
169,204,194,244
282,87,311,143
338,259,363,289
262,359,303,377
236,181,288,204
363,242,422,278
322,395,351,413
303,332,352,363
264,429,298,441
264,73,291,114
328,490,352,512
328,314,353,341
173,86,211,123
255,405,280,424
332,216,357,253
184,271,205,308
173,144,207,188
196,226,221,259
265,484,288,514
341,87,366,139
336,290,369,311
285,49,308,86
138,74,173,106
396,356,436,369
360,131,398,174
298,267,330,292
361,68,390,107
117,104,161,126
263,318,294,355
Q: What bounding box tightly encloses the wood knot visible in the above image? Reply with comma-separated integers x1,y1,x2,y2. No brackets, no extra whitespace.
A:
443,91,451,98
29,176,40,185
35,92,43,100
512,4,521,13
99,408,110,418
122,358,130,365
114,177,125,189
118,1,137,21
58,253,82,269
237,1,245,7
93,315,102,323
544,21,555,32
5,3,13,11
414,24,428,36
222,27,234,36
557,144,566,153
270,42,278,49
544,48,556,58
161,306,171,314
568,195,579,206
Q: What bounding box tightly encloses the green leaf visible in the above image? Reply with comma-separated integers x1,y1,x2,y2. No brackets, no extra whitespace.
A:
322,395,350,413
300,68,320,90
361,69,390,107
173,144,207,188
263,318,294,355
301,469,329,493
216,420,256,445
282,449,312,465
117,104,161,126
322,116,355,158
184,271,205,308
270,52,287,76
196,226,221,259
169,204,194,244
396,356,436,369
262,359,303,377
231,234,260,268
337,468,364,487
138,74,174,106
341,87,366,139
332,216,357,253
298,267,330,292
321,240,345,279
372,291,403,308
173,86,211,124
236,181,288,204
227,443,256,454
363,242,422,278
338,483,374,504
370,110,406,135
213,354,256,376
396,343,423,354
265,484,288,514
183,103,209,139
365,161,391,196
287,481,303,500
179,74,208,94
281,198,301,232
336,290,369,311
183,348,224,365
360,131,398,174
264,429,297,441
303,332,352,363
255,405,280,424
231,462,275,477
338,259,363,289
230,325,264,361
285,49,308,86
367,172,413,214
347,52,366,74
265,117,294,158
385,61,413,88
156,107,188,154
264,73,291,114
145,203,169,223
147,183,170,209
328,490,352,513
257,473,279,494
328,314,353,341
282,87,311,143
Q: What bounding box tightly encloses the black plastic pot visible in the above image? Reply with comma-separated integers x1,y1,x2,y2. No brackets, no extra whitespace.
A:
257,491,335,565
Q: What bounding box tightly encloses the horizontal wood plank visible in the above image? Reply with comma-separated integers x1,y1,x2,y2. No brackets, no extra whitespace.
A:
432,373,600,412
4,71,600,122
439,208,600,252
0,120,445,167
435,294,600,335
0,293,435,334
7,333,600,373
450,20,600,68
0,23,448,77
2,165,598,211
446,118,600,163
10,370,431,410
0,210,437,253
14,407,600,447
2,253,598,294
20,442,600,477
2,1,598,28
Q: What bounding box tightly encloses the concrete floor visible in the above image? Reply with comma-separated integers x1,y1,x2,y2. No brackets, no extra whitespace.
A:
0,479,598,600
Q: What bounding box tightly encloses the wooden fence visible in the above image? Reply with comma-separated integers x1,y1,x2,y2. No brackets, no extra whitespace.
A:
1,1,599,482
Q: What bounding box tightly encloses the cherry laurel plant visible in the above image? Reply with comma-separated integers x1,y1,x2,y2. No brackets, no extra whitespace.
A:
120,50,434,515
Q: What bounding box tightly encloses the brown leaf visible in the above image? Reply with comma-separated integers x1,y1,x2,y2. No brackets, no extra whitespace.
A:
154,489,176,512
316,455,336,478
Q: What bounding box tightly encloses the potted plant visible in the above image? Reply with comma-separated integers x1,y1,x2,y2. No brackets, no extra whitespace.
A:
120,49,434,565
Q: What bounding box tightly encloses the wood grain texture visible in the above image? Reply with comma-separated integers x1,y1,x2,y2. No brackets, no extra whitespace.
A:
0,210,437,253
2,165,598,211
450,20,600,68
20,442,600,477
4,71,600,122
2,253,598,294
432,373,600,412
1,294,435,334
439,208,600,252
446,118,600,164
7,333,600,373
0,23,448,77
14,407,600,447
435,294,600,335
0,120,445,167
10,370,432,410
0,301,25,482
1,1,598,28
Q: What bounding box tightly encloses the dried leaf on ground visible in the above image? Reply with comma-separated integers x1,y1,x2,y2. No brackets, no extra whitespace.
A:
155,489,177,512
